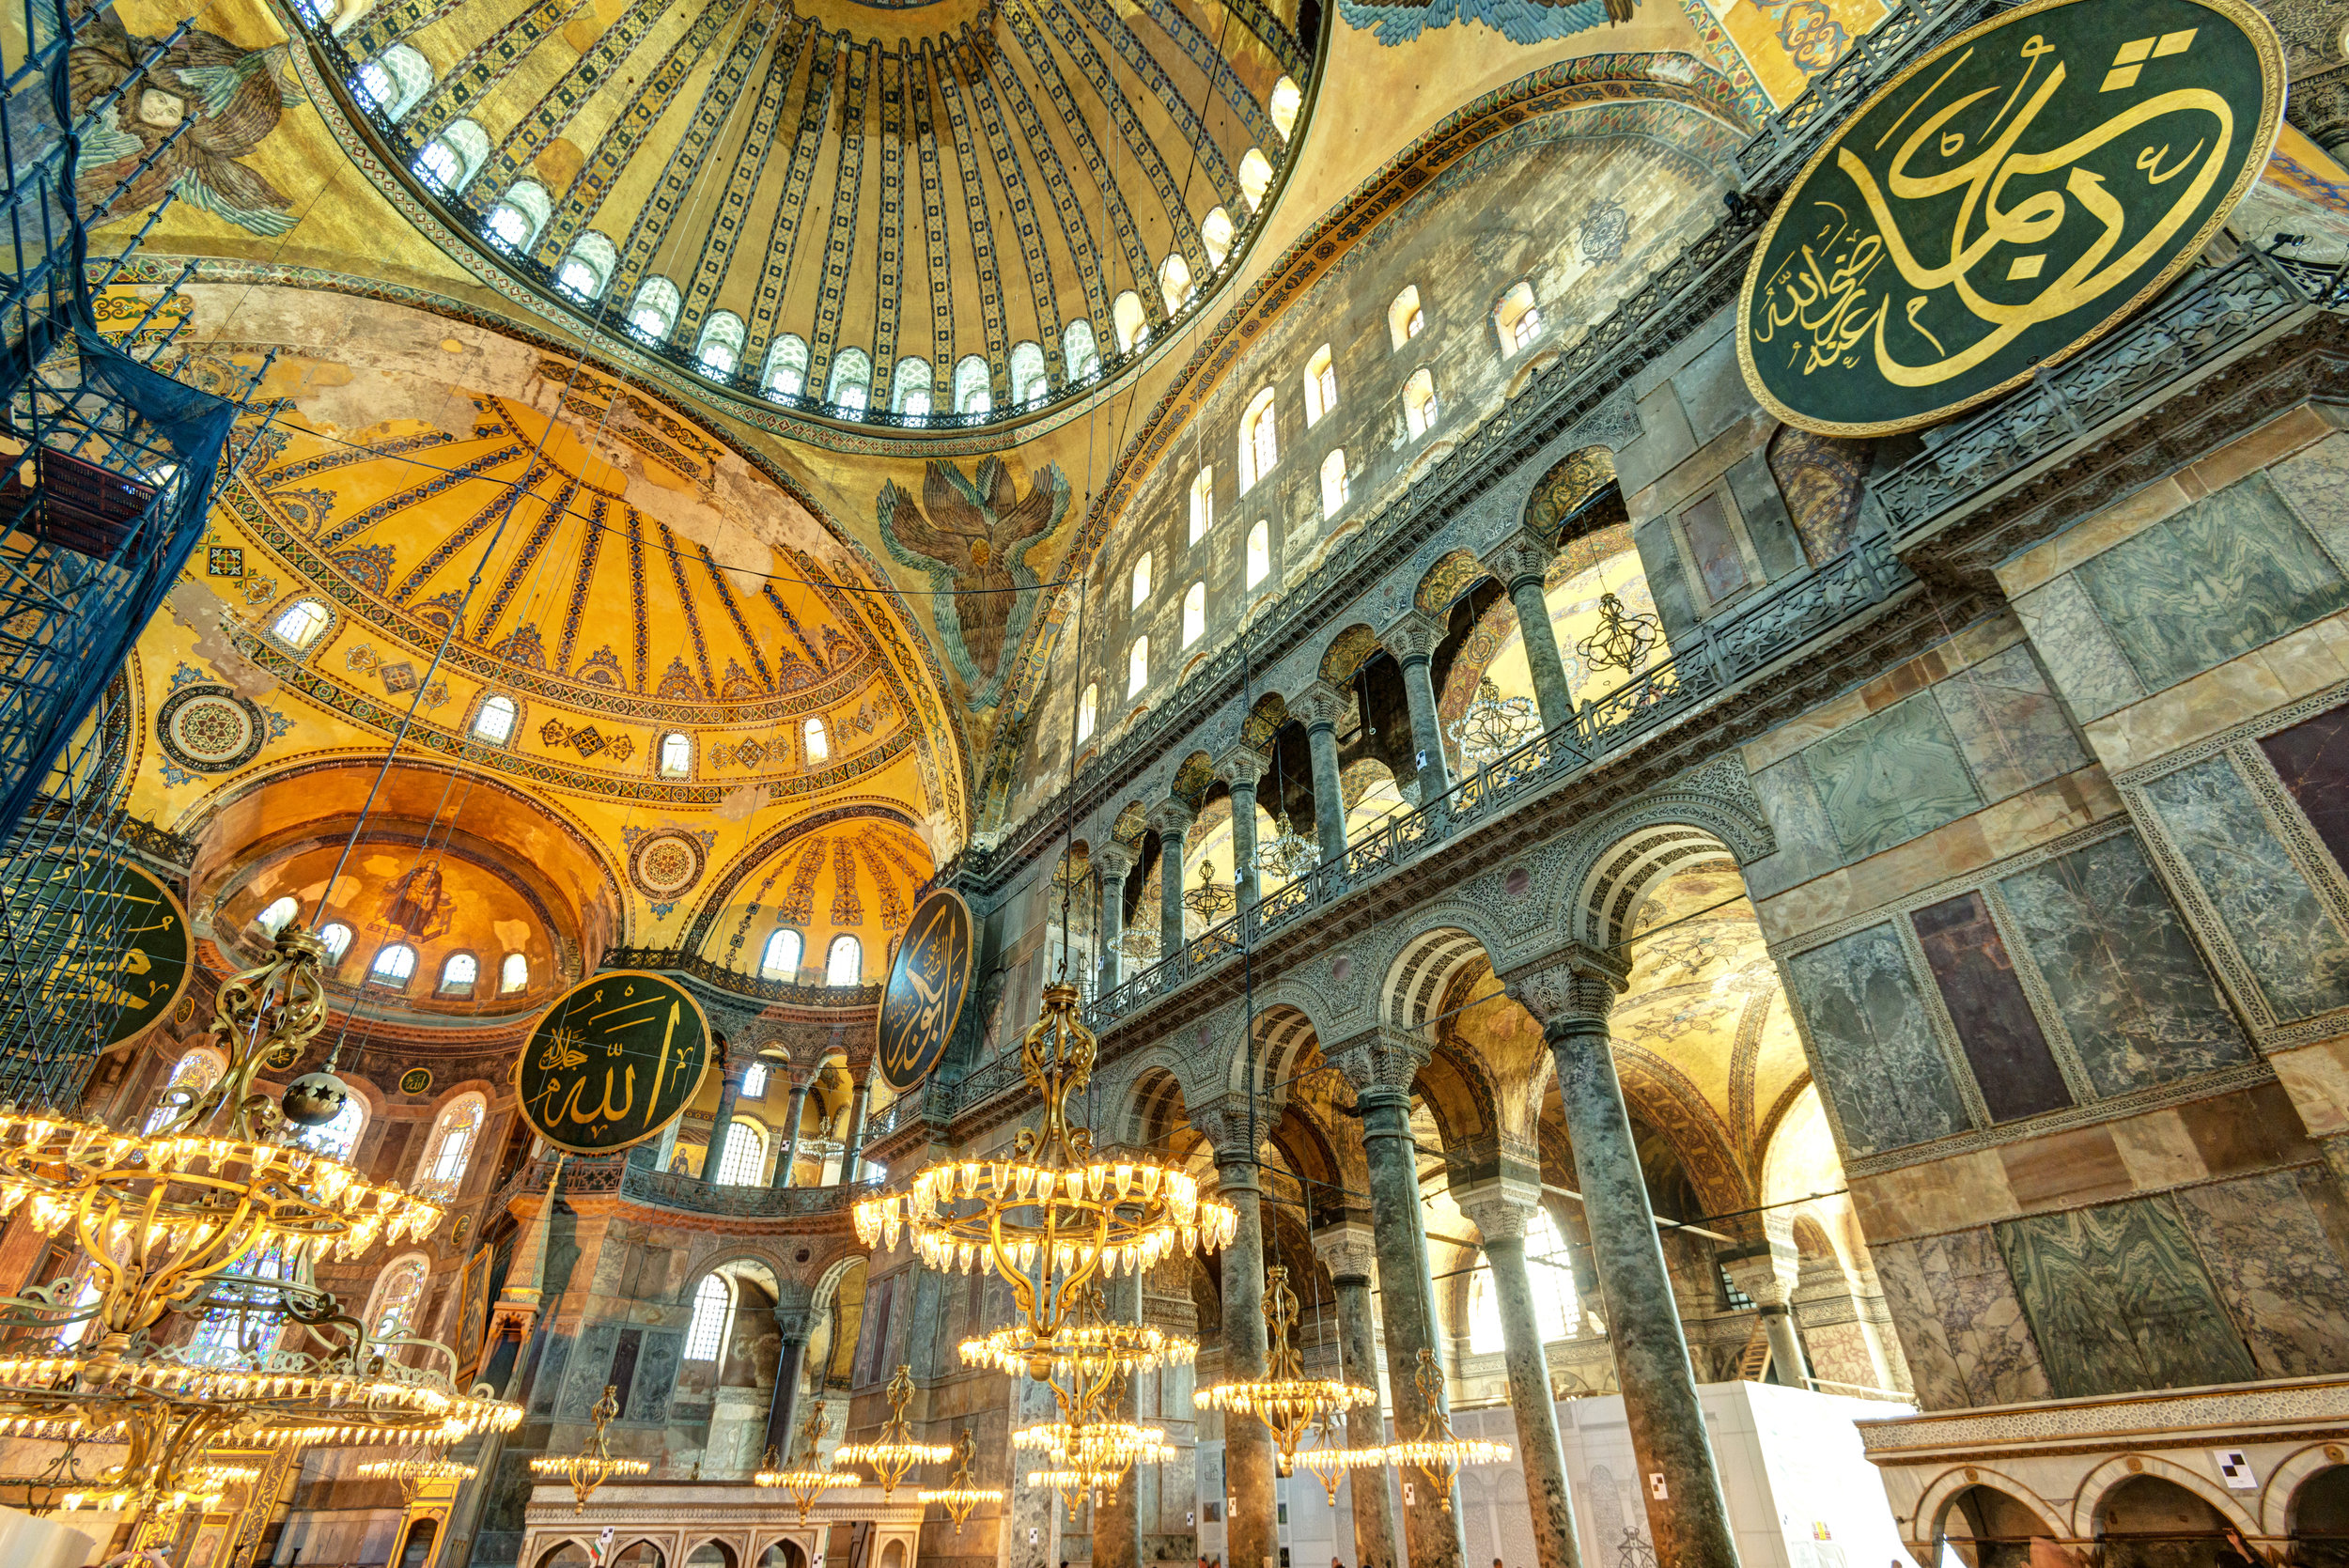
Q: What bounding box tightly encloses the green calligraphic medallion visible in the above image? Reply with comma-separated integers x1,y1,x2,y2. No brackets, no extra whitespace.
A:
876,889,975,1092
1738,0,2283,436
2,854,191,1046
515,970,712,1154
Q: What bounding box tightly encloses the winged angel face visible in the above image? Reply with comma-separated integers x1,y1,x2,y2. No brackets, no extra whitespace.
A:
877,457,1070,706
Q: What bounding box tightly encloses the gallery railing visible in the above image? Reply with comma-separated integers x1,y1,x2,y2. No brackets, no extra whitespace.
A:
506,1155,883,1219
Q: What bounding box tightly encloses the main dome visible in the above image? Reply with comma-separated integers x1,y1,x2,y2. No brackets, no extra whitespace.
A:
300,0,1316,430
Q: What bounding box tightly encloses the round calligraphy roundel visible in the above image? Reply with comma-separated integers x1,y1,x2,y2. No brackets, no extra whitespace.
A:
3,854,192,1047
876,889,975,1092
1736,0,2283,437
157,686,266,773
515,970,712,1155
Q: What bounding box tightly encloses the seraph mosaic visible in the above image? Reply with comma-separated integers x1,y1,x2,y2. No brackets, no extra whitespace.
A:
878,458,1069,709
1338,0,1631,48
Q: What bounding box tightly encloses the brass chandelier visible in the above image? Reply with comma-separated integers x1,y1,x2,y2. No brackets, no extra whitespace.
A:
1376,1349,1509,1515
959,1281,1195,1424
755,1399,860,1523
1194,1265,1374,1475
833,1364,953,1498
529,1385,650,1513
358,1454,479,1506
918,1429,1002,1533
1296,1414,1388,1506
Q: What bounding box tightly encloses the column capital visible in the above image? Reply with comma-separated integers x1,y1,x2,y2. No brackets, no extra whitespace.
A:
720,1056,757,1092
1501,942,1629,1028
1450,1173,1547,1244
1311,1219,1380,1284
1146,798,1197,842
1186,1094,1271,1169
772,1303,815,1340
1380,609,1442,663
1297,680,1351,730
1717,1239,1800,1310
1489,532,1557,593
1327,1024,1430,1095
1217,743,1268,790
1092,841,1137,879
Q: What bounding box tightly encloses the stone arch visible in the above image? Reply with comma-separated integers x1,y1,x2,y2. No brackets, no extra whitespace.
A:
1523,445,1619,540
1235,999,1324,1101
1111,800,1150,847
2075,1454,2260,1538
1414,548,1489,616
1375,908,1512,1029
1319,623,1382,685
1418,1034,1501,1154
1170,750,1218,809
2262,1444,2349,1535
1910,1467,2066,1561
1239,691,1289,750
1550,777,1776,950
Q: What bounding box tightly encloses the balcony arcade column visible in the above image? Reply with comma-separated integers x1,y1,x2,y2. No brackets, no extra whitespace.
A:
1309,1219,1400,1568
1719,1234,1808,1389
1093,1267,1148,1568
1220,744,1268,908
763,1294,815,1463
1094,842,1135,992
1492,534,1574,733
771,1070,813,1188
837,1069,870,1183
1189,1096,1277,1568
1150,799,1196,957
703,1048,749,1194
1383,613,1453,802
1299,681,1349,865
1503,945,1740,1568
1453,1177,1584,1568
1331,1028,1465,1568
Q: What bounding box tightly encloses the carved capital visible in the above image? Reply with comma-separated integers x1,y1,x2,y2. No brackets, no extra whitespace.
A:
1326,1024,1431,1094
1381,610,1442,663
1185,1094,1271,1167
1718,1241,1799,1311
1489,533,1555,594
772,1305,816,1340
1501,942,1629,1030
1147,799,1197,844
1297,680,1350,731
1217,744,1268,793
1310,1219,1379,1284
1450,1173,1546,1244
1091,842,1137,881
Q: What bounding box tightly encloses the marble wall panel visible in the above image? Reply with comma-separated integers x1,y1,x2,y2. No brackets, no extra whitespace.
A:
556,1320,623,1419
1910,892,2072,1122
2012,574,2145,723
1803,692,1985,862
633,1327,683,1424
2141,755,2349,1021
1993,1197,2259,1398
2076,473,2349,693
2265,430,2349,565
1930,643,2090,802
527,1331,573,1419
1744,753,1841,898
1870,1229,2051,1410
2259,699,2349,878
2172,1167,2349,1376
1995,832,2250,1096
1785,923,1972,1156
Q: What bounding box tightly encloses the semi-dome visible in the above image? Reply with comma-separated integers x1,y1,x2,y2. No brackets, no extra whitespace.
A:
299,0,1316,429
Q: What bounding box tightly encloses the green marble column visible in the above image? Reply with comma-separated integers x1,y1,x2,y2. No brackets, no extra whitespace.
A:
1153,801,1195,959
1312,1221,1399,1568
1214,1148,1278,1568
1305,690,1348,865
1386,615,1454,802
1455,1186,1581,1568
1501,550,1574,734
1095,844,1135,991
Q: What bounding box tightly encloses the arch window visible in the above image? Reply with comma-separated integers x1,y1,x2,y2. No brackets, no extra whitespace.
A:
438,952,478,997
890,357,932,417
714,1119,765,1186
1303,345,1336,426
1128,636,1149,696
319,922,354,963
1010,340,1049,406
1189,468,1214,545
803,717,829,765
271,598,331,649
1064,319,1101,381
144,1048,223,1133
413,1093,486,1200
827,349,872,412
500,952,529,993
367,1254,428,1340
684,1274,732,1360
1158,253,1193,314
952,355,992,415
1131,552,1152,609
473,693,518,744
293,1095,366,1160
760,927,804,981
1466,1208,1578,1353
1389,286,1424,349
412,118,488,193
1320,450,1348,519
1238,388,1277,492
694,312,745,377
764,334,811,398
554,231,617,300
1201,207,1235,271
1269,76,1301,141
1246,520,1270,589
1112,290,1149,352
1237,148,1273,212
741,1062,769,1097
825,935,862,986
354,44,432,120
484,180,551,252
1182,582,1206,648
629,276,681,342
369,942,417,987
659,732,691,778
1494,280,1541,353
1403,368,1440,438
188,1238,294,1366
1077,682,1097,743
256,895,300,937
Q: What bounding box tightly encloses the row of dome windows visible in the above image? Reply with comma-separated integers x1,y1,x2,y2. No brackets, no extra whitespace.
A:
754,928,864,985
255,896,531,997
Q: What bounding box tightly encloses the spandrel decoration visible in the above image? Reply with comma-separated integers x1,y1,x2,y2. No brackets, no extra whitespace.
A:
514,970,711,1154
1738,0,2283,436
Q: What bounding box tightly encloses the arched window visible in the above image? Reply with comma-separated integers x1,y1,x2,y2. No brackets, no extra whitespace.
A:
1010,341,1049,406
1064,319,1101,381
695,311,745,377
145,1048,224,1133
1239,388,1277,492
272,598,331,649
1128,636,1149,696
412,118,489,193
1269,76,1301,140
1158,253,1193,314
828,349,872,411
354,44,432,120
1388,285,1424,349
555,231,617,300
1467,1208,1578,1352
438,953,478,997
1303,345,1337,426
369,942,417,986
953,355,992,415
714,1119,765,1185
1189,468,1213,545
1237,148,1273,212
760,928,803,981
413,1093,486,1200
1403,368,1440,438
188,1238,294,1366
1201,207,1235,270
803,717,829,765
741,1062,769,1097
1182,582,1206,648
256,895,300,937
825,935,862,986
684,1274,732,1360
485,180,551,252
500,952,529,993
1131,552,1152,609
319,922,354,963
1494,280,1540,353
628,276,681,342
1320,450,1348,519
295,1095,366,1160
1246,520,1270,589
1077,682,1097,743
473,694,518,744
367,1254,428,1340
765,334,811,397
1112,291,1149,352
660,732,691,778
890,357,932,417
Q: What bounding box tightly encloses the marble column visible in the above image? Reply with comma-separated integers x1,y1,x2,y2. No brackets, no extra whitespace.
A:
1191,1098,1276,1568
1720,1240,1807,1388
1384,613,1453,802
1454,1182,1583,1568
703,1051,748,1193
764,1301,814,1462
1152,800,1196,956
838,1073,869,1183
1301,682,1349,865
1495,535,1573,733
1095,1269,1147,1568
1507,948,1740,1568
1338,1032,1465,1568
771,1074,812,1188
1221,745,1268,909
1095,843,1136,992
1312,1220,1400,1568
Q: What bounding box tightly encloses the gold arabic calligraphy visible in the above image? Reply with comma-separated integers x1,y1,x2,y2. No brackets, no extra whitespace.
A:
880,899,968,1082
524,980,696,1145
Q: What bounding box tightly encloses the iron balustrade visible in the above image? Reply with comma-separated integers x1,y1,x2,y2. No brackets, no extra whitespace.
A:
510,1155,884,1218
